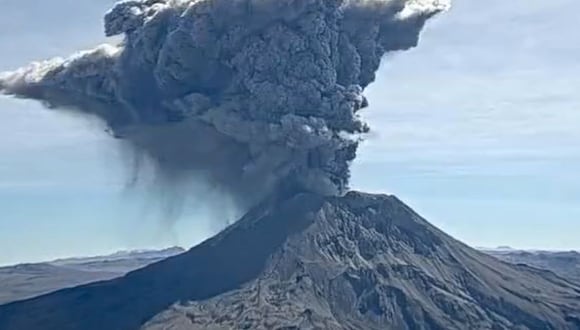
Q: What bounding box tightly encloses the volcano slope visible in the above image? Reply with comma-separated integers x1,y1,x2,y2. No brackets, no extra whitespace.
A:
0,192,579,330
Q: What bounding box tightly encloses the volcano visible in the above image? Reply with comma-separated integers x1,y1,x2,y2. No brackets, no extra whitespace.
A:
0,192,579,330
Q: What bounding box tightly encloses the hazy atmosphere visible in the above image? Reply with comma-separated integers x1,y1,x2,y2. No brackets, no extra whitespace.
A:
1,0,579,266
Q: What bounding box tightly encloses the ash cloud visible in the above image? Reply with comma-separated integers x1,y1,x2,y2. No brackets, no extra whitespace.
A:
0,0,448,208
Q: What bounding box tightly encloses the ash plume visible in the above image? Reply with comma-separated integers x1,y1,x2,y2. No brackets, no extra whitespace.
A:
0,0,448,208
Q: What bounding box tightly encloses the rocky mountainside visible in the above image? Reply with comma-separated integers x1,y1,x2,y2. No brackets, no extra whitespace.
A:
0,192,579,330
0,247,185,305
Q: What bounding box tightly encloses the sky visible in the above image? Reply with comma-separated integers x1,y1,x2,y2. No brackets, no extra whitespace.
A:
0,0,579,265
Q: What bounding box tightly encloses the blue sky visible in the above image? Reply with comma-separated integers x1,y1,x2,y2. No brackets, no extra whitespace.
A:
0,0,579,265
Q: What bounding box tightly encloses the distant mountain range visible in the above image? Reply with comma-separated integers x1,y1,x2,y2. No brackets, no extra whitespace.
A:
0,247,185,305
480,248,580,284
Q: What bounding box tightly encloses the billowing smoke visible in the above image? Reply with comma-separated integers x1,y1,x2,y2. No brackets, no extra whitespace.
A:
0,0,448,209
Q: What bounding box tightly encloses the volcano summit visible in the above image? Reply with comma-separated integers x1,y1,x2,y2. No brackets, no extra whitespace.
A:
0,192,579,329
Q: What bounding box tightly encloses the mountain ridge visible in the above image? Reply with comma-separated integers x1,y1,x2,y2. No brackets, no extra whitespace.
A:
0,247,185,305
482,249,580,285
